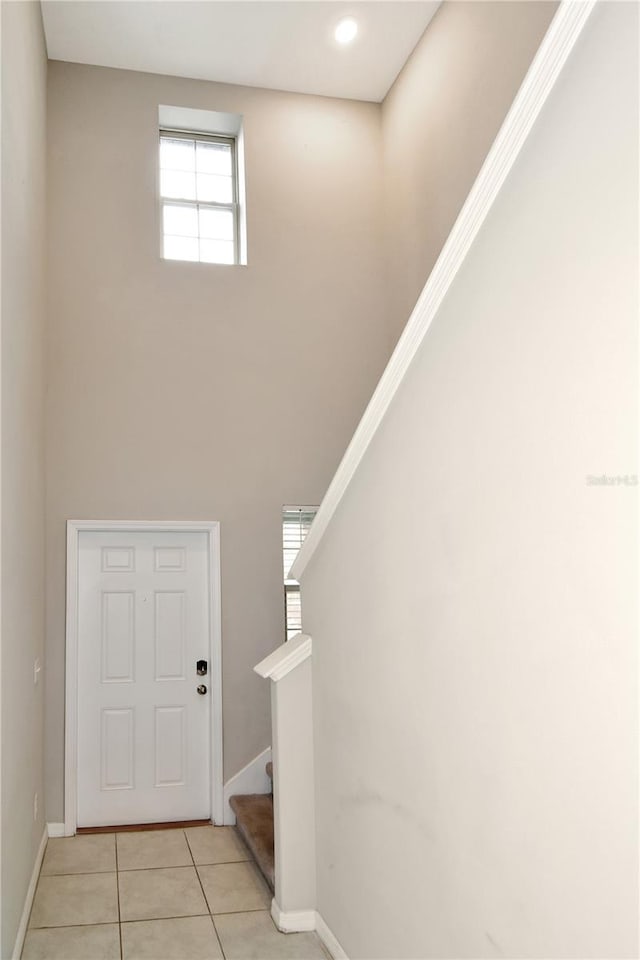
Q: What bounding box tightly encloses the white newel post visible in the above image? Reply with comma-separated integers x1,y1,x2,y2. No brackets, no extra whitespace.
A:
254,634,316,932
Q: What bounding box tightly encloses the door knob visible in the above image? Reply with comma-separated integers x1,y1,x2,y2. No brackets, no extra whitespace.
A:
197,684,207,695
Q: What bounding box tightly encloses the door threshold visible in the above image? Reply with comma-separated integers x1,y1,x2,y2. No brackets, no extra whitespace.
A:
76,819,212,834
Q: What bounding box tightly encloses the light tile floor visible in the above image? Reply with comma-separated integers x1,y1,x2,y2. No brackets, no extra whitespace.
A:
22,826,329,960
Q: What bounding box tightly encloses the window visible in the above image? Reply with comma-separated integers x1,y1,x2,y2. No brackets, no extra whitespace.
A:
160,129,238,265
283,507,317,641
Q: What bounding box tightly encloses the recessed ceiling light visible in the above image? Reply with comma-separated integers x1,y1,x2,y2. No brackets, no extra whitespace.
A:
335,17,358,46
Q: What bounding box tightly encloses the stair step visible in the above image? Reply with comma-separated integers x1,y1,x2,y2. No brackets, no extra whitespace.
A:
229,793,274,892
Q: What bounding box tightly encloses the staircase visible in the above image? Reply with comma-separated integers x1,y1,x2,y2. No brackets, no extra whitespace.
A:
230,761,275,891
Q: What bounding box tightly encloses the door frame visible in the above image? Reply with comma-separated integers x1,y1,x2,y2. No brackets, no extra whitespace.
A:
64,519,223,836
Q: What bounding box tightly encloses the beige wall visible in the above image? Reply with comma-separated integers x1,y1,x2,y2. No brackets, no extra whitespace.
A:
1,1,47,954
382,1,557,338
45,62,390,820
303,3,638,956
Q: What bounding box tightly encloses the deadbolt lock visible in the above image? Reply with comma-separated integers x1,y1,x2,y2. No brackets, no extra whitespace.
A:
196,660,208,676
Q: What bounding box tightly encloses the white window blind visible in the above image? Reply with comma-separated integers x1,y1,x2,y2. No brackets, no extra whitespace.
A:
283,507,317,640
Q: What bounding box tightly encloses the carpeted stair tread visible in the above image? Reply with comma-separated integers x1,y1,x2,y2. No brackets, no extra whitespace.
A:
229,793,274,892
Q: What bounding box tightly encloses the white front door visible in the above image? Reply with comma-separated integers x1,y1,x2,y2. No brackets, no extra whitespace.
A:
77,530,211,827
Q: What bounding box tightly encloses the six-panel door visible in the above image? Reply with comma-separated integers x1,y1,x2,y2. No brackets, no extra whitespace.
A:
77,530,211,826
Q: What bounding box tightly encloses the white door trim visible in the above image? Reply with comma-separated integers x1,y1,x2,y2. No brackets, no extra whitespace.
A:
65,520,223,836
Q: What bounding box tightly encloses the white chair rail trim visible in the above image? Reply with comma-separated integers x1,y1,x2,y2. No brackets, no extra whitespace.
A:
254,633,312,682
290,0,596,583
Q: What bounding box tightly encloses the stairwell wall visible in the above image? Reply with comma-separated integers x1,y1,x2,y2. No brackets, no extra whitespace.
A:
302,3,638,956
42,0,618,841
0,2,48,954
382,1,557,341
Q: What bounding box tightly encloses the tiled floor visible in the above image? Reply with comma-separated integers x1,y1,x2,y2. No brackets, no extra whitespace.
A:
22,826,329,960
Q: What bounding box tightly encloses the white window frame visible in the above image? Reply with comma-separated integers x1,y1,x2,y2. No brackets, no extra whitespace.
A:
159,127,240,265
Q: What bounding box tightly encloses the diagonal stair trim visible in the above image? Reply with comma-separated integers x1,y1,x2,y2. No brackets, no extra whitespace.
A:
291,0,597,583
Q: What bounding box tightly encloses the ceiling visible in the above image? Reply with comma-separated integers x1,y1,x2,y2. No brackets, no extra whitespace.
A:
40,1,441,103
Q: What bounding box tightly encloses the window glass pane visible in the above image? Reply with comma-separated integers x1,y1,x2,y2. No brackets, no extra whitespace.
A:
160,169,196,201
197,174,233,204
160,137,195,172
164,235,199,262
163,203,198,238
160,130,240,266
282,508,317,640
200,239,235,265
199,207,234,241
196,141,232,176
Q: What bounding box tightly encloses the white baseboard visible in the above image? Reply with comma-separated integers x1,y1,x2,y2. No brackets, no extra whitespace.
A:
269,903,348,957
271,899,316,933
223,746,271,825
46,822,65,838
12,826,48,960
315,912,349,960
